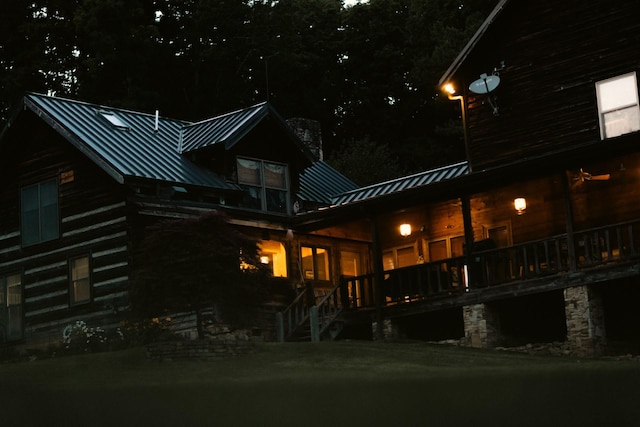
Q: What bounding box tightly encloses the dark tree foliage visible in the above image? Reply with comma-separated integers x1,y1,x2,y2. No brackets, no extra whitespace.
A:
0,0,499,180
130,211,269,339
327,138,402,186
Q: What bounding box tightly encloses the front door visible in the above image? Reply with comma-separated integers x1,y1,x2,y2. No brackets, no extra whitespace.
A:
1,274,22,341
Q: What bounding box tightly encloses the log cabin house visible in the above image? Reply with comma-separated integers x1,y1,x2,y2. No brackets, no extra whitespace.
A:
2,0,640,356
0,94,359,347
279,0,640,355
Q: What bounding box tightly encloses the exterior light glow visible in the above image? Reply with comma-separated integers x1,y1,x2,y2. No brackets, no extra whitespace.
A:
514,197,527,215
260,256,270,264
444,83,456,95
400,223,412,237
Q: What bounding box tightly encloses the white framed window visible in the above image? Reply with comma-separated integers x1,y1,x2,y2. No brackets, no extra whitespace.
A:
237,157,290,214
21,179,59,246
70,256,91,305
301,246,330,281
596,72,640,139
426,235,465,262
1,273,22,341
258,240,288,278
382,245,418,270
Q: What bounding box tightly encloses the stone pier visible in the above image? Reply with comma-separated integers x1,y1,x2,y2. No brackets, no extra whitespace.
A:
372,318,401,340
463,303,501,348
564,285,606,356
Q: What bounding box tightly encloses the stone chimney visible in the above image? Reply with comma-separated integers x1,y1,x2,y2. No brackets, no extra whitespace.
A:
287,117,323,161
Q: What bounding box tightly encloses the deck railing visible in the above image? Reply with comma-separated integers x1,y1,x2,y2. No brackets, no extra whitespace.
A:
340,219,640,310
278,220,640,340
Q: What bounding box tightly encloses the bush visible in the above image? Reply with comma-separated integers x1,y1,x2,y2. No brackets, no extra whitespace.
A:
62,321,123,354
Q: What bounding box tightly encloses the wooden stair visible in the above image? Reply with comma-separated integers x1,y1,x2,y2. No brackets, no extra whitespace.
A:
276,283,345,342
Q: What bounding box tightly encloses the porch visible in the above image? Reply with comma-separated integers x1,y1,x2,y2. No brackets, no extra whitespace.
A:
277,219,640,343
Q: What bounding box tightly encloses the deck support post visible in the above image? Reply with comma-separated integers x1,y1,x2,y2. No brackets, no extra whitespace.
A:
275,312,284,343
310,306,320,342
463,303,500,348
564,285,606,356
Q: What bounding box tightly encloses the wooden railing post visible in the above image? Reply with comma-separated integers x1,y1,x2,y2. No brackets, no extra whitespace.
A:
310,306,320,342
275,312,284,343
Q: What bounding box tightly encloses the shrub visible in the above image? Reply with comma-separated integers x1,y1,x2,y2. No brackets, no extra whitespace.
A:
62,320,123,354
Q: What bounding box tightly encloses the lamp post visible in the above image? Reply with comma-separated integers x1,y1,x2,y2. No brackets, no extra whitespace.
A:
443,83,471,172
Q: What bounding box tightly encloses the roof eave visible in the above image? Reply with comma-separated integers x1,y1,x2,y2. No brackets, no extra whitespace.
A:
438,0,510,88
23,95,126,184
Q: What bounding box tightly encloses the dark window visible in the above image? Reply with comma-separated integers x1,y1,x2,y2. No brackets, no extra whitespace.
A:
237,157,289,214
21,179,59,246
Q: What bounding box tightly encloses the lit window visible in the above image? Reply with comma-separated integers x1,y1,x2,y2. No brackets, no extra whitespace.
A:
237,157,289,214
258,240,288,277
301,246,330,281
21,179,59,246
1,273,22,341
596,72,640,139
70,256,91,305
383,246,417,270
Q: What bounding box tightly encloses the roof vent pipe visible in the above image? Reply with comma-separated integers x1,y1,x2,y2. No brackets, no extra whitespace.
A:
154,109,159,133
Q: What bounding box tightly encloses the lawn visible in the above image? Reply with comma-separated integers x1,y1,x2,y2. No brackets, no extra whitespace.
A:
1,341,639,427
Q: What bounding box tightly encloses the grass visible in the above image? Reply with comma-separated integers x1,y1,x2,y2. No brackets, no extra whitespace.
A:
1,341,640,426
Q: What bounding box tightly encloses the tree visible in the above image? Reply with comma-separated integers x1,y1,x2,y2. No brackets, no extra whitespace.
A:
130,211,268,339
327,137,403,186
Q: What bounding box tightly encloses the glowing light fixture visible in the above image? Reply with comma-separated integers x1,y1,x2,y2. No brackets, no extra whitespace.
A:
399,223,412,237
260,256,270,264
444,83,456,95
514,197,527,215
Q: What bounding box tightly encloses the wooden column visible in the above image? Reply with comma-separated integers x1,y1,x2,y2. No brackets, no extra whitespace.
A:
370,216,385,340
461,195,475,287
562,171,577,271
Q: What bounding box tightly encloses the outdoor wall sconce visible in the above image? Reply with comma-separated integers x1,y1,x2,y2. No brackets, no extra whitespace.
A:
514,197,527,215
260,256,270,264
399,223,412,237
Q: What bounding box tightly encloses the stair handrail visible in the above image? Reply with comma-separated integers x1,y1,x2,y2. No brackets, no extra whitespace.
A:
314,282,344,338
278,286,311,341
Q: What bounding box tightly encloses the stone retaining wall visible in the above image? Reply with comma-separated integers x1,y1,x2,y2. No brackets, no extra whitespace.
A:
147,330,259,361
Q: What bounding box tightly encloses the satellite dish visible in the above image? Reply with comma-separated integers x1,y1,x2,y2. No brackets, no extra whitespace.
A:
469,73,500,94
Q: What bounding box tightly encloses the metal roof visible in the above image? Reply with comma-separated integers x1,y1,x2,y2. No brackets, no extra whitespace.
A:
180,102,269,153
23,93,241,191
331,161,470,206
298,161,359,204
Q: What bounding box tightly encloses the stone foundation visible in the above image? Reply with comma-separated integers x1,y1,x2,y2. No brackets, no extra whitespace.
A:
372,318,401,340
564,285,606,356
147,329,259,361
463,303,500,348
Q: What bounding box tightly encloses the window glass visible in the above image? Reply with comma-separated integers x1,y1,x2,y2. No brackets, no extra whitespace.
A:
237,158,261,185
2,274,22,340
258,240,288,277
382,251,394,271
71,257,91,304
428,240,448,262
340,251,360,277
301,246,331,281
396,246,416,268
264,163,286,189
450,236,465,258
237,157,289,213
315,248,330,281
21,180,59,246
596,72,640,139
